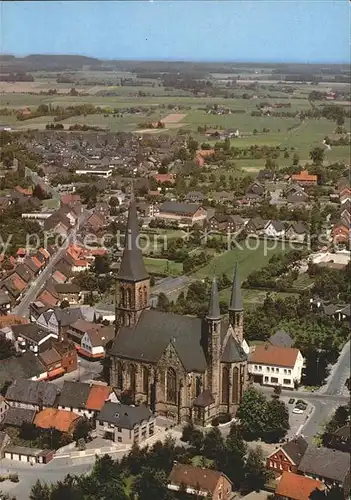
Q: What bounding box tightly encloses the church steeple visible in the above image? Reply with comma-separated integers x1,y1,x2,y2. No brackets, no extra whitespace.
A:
117,198,149,282
229,262,243,312
228,263,244,343
115,199,150,329
207,276,221,320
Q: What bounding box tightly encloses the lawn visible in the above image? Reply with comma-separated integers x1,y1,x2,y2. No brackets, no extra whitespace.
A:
194,239,288,281
143,257,183,276
220,287,299,308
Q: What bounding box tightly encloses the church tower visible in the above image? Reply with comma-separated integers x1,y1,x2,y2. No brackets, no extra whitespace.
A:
228,263,244,343
115,199,150,330
206,277,221,403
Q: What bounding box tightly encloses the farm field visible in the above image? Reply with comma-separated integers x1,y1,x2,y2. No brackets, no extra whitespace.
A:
219,287,299,308
193,239,288,280
143,257,183,275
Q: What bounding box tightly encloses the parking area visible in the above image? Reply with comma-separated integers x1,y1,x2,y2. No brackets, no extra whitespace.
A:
281,396,314,439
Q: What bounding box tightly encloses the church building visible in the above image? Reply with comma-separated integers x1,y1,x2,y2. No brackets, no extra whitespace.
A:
109,200,249,425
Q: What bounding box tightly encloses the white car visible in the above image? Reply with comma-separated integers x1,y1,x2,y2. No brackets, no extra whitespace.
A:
292,407,304,414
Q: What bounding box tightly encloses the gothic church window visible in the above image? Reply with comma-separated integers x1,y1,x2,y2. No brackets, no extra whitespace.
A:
142,366,149,394
232,366,239,404
143,286,148,306
130,365,136,394
117,361,123,390
195,376,202,397
126,289,132,308
221,366,229,404
166,368,177,404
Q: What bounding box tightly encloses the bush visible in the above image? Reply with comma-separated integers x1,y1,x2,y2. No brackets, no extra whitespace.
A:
9,473,19,483
0,475,6,482
211,417,219,427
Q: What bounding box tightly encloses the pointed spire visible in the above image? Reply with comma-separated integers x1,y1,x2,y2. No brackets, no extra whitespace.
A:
117,199,149,282
229,262,243,312
207,276,221,320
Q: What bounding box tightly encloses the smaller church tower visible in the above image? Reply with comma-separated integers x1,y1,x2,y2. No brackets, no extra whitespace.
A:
206,277,221,403
228,263,244,343
115,198,150,330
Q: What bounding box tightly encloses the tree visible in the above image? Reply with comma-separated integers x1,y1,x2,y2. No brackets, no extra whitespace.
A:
132,467,172,500
203,427,225,460
32,183,46,200
264,398,290,442
236,388,267,440
309,147,325,165
30,480,51,500
0,336,15,360
73,417,91,442
93,255,110,275
157,292,170,312
60,299,70,309
244,446,268,493
219,423,247,487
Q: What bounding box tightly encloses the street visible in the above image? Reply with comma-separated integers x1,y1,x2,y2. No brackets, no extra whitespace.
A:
13,211,90,318
51,357,103,389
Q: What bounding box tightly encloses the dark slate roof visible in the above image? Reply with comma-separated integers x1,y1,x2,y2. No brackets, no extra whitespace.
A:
288,222,308,234
229,263,243,312
97,402,153,429
53,307,84,326
5,379,59,406
117,199,149,282
2,407,36,427
282,437,308,466
193,389,215,408
58,381,91,409
298,446,350,483
159,201,202,215
268,220,285,232
110,309,207,372
0,352,45,387
269,330,294,348
11,324,51,344
221,335,247,363
207,277,221,320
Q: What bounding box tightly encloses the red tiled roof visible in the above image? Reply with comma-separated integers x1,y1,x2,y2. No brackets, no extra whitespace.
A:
196,149,215,157
11,275,27,292
153,173,175,184
0,315,29,328
249,344,300,368
34,408,80,433
16,248,26,256
52,270,67,283
275,472,324,500
85,385,112,411
38,248,50,259
291,170,317,182
15,186,33,196
61,194,81,205
169,464,224,494
38,290,58,307
31,256,43,269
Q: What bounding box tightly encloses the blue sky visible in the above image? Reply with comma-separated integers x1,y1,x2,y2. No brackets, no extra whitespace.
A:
1,1,349,63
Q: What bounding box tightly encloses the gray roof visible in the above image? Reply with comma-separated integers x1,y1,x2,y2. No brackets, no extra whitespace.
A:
159,201,202,215
0,291,11,306
58,381,91,409
207,277,221,320
288,222,308,234
193,389,215,408
281,436,308,466
5,379,59,407
117,199,149,282
53,307,84,326
229,263,243,312
0,352,45,387
110,309,208,372
97,402,153,429
269,330,294,348
11,324,51,344
268,220,285,232
221,335,247,363
298,446,350,483
2,407,36,427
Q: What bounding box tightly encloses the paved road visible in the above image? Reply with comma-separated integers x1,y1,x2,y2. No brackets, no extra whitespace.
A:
13,212,89,318
323,340,350,396
51,357,103,389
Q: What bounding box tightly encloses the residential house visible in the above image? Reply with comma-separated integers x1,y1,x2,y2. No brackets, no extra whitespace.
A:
60,194,81,208
95,201,110,218
54,283,82,305
38,339,77,378
275,471,324,500
248,344,304,389
0,431,11,456
286,190,310,205
332,222,349,245
85,212,106,234
266,436,308,473
194,149,215,167
246,181,265,200
207,214,244,233
285,222,308,243
75,166,113,178
152,173,175,185
34,408,81,434
5,379,59,411
156,202,207,226
11,323,58,354
57,381,113,419
0,274,27,306
96,402,155,444
298,446,350,493
1,407,37,428
326,426,351,453
35,307,84,339
168,463,233,500
211,191,235,204
0,351,46,387
264,220,285,238
185,191,206,203
269,330,294,348
246,217,267,235
78,322,115,359
291,170,318,186
257,169,275,183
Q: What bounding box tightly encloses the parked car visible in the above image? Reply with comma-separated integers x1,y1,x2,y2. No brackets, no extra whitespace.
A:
292,407,304,414
288,398,295,404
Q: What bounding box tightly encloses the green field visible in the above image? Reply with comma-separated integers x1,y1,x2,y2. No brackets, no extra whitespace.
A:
220,287,299,308
143,257,183,275
194,239,288,280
